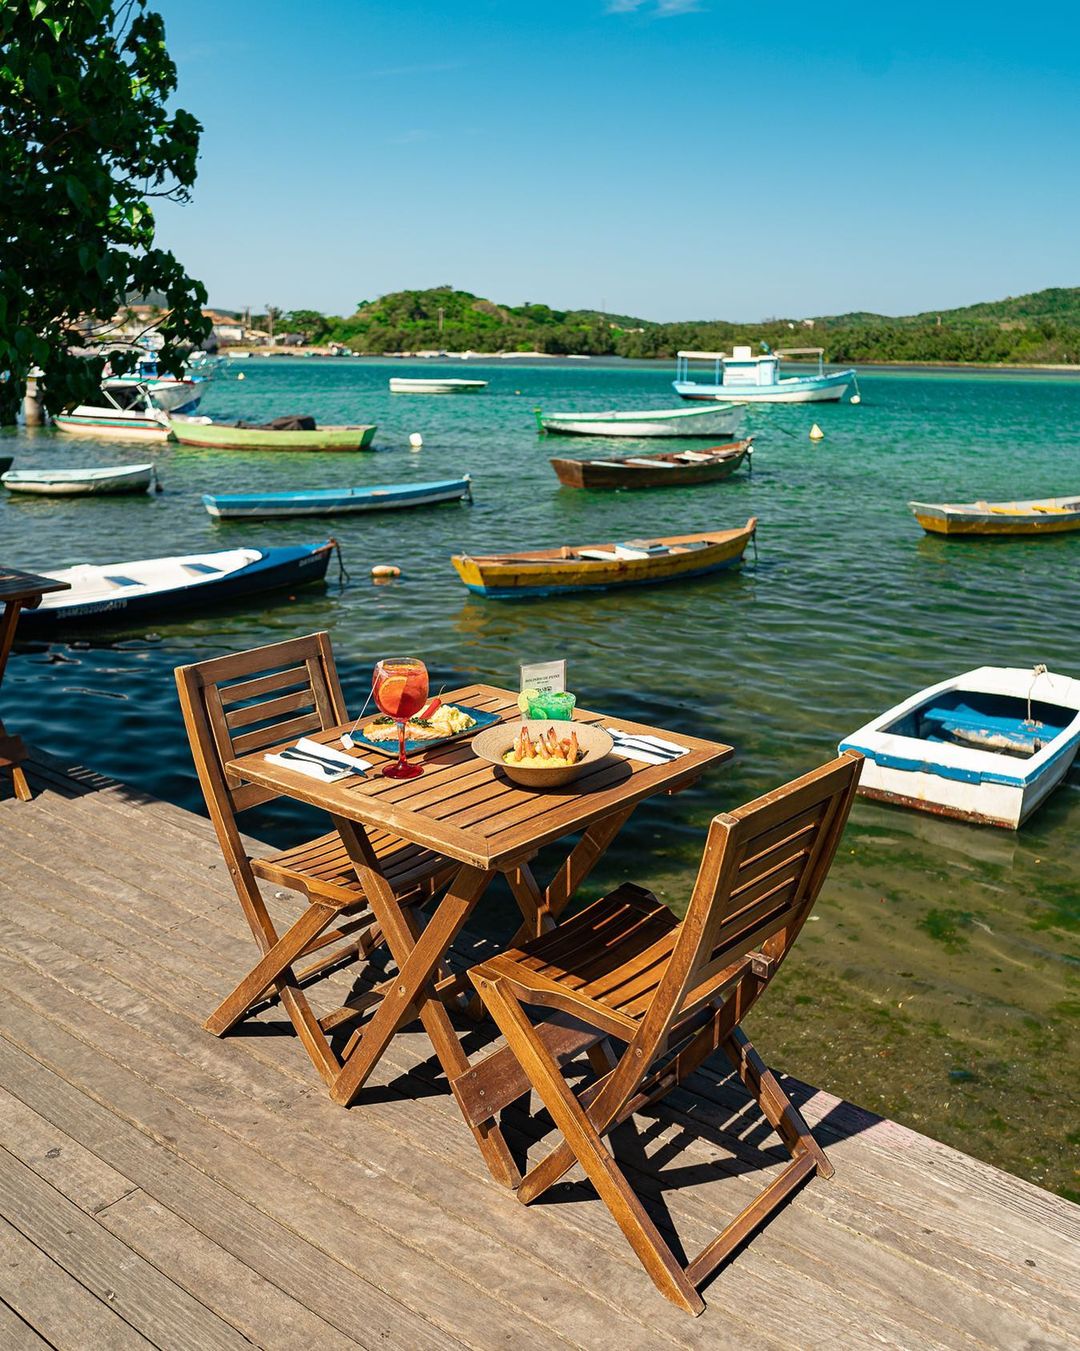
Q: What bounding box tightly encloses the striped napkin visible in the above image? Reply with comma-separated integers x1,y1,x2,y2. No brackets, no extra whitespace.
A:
604,727,690,766
266,737,372,782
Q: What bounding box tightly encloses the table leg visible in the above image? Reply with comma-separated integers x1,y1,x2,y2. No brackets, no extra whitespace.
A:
0,599,23,688
329,816,520,1187
0,600,31,801
508,804,637,947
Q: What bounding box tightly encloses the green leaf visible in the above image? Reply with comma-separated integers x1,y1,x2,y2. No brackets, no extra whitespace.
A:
29,0,46,18
64,175,89,208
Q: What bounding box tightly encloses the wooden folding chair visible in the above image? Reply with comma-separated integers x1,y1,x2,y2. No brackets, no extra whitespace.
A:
469,751,862,1315
175,632,455,1087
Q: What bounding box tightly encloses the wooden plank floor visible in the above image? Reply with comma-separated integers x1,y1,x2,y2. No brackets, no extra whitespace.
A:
0,749,1077,1351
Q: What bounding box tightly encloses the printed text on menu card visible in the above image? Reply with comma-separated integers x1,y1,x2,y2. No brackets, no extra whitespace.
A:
519,660,566,696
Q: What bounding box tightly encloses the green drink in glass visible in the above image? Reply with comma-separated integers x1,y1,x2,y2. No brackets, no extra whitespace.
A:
526,690,576,720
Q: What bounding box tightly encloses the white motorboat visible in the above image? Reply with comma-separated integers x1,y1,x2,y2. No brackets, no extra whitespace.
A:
839,665,1080,829
53,384,171,443
673,346,857,403
2,464,158,495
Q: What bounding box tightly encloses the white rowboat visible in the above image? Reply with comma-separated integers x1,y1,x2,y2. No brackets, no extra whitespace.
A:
839,666,1080,829
2,464,157,496
535,405,744,439
389,377,488,394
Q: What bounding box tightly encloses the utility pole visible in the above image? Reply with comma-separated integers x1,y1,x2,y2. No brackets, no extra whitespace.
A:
437,306,444,337
266,303,275,345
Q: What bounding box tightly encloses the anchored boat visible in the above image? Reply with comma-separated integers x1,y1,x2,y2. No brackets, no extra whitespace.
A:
389,378,487,394
839,666,1080,829
2,464,157,496
203,476,472,520
673,346,856,404
910,495,1080,536
535,404,743,438
170,416,377,451
102,357,205,413
550,439,752,490
17,540,337,631
53,385,171,443
451,518,756,598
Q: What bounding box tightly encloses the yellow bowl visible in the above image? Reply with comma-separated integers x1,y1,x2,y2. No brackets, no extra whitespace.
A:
471,719,614,788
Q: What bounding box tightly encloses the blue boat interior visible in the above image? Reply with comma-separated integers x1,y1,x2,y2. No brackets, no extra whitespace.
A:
885,690,1073,758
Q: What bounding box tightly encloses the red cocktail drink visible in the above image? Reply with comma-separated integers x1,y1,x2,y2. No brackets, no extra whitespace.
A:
373,658,428,779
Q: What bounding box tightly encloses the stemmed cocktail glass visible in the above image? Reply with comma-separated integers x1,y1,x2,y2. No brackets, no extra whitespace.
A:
372,658,428,779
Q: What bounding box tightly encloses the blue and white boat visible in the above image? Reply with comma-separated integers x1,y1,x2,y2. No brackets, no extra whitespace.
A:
673,346,856,404
203,476,472,520
839,666,1080,829
17,541,336,631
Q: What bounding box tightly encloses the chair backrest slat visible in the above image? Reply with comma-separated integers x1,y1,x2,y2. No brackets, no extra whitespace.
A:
219,663,313,706
230,710,324,757
224,686,316,730
632,752,862,1057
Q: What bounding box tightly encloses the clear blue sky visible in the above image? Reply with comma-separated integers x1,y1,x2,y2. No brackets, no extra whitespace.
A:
154,0,1080,321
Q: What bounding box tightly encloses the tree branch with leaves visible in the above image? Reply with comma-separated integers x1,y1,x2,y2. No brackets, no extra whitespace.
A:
0,0,210,422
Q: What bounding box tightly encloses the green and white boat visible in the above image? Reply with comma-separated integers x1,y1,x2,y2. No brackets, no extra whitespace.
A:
534,404,743,438
169,415,377,451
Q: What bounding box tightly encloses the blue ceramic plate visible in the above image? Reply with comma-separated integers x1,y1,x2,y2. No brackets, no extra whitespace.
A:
352,704,503,758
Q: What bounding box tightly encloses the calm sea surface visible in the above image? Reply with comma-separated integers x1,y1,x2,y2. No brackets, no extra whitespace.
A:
2,358,1077,1199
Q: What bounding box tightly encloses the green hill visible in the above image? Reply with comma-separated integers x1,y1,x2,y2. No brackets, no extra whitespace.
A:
303,286,1080,366
327,287,652,357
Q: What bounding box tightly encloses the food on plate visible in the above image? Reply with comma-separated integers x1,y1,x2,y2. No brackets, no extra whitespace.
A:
504,725,582,769
363,701,477,742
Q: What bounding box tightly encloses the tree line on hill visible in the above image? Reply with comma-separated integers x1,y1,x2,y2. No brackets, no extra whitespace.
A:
264,287,1080,366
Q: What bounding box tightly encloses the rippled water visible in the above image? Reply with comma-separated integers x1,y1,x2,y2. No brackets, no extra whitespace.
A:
2,357,1077,1198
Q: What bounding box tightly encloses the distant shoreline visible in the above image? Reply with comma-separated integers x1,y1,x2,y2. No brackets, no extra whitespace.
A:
218,347,1080,378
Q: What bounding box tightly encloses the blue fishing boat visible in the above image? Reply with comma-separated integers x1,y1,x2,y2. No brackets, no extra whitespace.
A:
17,541,337,631
202,476,472,520
839,665,1080,829
673,346,857,403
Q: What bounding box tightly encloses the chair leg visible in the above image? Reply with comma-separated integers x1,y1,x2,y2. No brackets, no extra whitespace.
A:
477,976,705,1316
206,901,342,1037
721,1027,833,1179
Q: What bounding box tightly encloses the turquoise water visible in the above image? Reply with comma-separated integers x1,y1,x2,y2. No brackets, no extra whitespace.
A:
1,358,1078,1198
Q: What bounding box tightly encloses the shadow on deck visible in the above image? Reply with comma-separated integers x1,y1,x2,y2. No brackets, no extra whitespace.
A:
0,750,1076,1350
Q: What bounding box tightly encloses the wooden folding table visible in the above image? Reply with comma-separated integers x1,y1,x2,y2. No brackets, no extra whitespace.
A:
0,565,70,800
227,683,732,1185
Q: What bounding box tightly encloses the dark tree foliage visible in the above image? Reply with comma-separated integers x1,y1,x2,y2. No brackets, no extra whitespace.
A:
316,287,1080,366
0,0,210,422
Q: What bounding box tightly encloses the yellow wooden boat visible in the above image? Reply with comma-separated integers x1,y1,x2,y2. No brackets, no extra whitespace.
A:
451,518,756,597
910,496,1080,536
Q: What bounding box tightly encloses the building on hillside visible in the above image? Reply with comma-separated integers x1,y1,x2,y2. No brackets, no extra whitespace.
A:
202,310,245,345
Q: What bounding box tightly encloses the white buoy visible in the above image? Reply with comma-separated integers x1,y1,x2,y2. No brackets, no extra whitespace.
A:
237,372,246,380
809,423,824,441
408,432,423,449
850,394,861,405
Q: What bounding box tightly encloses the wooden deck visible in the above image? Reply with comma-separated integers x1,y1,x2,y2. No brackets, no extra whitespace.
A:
0,748,1077,1350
